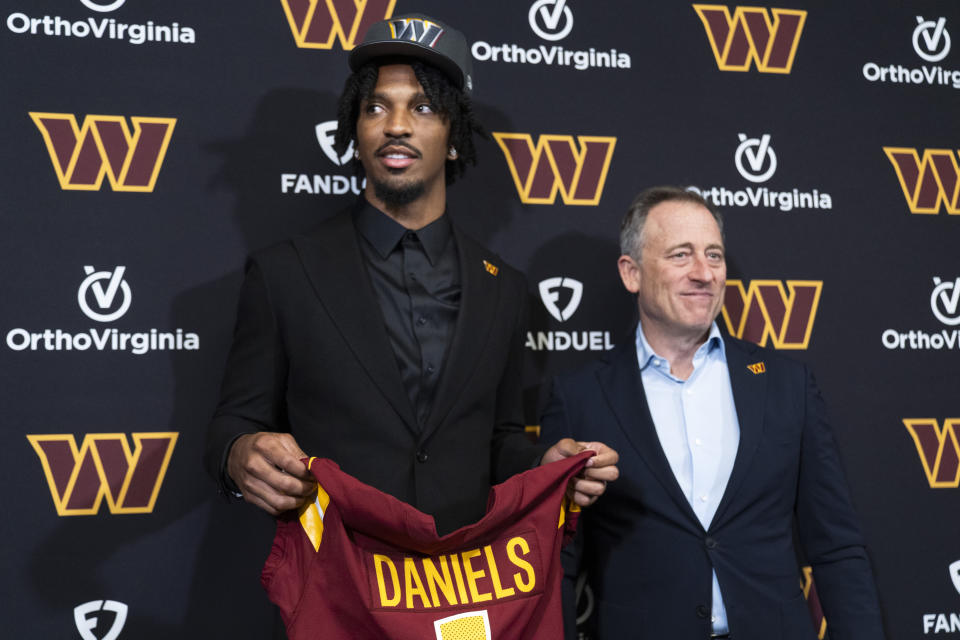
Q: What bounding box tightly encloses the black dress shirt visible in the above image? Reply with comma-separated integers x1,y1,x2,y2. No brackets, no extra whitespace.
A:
354,202,461,428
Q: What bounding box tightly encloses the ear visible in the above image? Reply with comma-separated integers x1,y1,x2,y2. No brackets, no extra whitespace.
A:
618,255,641,294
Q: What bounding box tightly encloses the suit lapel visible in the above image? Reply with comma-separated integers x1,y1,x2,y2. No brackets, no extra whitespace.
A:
598,341,702,528
291,212,419,435
422,227,499,440
709,337,767,529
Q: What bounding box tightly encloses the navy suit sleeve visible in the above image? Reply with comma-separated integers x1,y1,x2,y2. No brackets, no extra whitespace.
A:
203,258,290,492
795,367,885,640
540,377,583,640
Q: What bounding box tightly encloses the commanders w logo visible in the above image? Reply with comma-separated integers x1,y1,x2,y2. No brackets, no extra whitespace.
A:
28,433,178,516
903,419,960,488
721,280,822,349
884,148,960,214
493,133,616,206
281,0,396,50
30,113,175,192
802,567,828,640
693,5,807,73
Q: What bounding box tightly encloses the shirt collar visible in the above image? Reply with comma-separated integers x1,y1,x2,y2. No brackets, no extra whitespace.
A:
635,321,725,372
353,200,452,265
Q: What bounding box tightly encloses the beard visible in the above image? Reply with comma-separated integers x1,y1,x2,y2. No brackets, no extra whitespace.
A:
372,176,425,208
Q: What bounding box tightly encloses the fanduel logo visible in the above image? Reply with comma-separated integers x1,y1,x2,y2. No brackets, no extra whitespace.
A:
493,133,616,205
30,113,175,192
734,133,777,183
527,277,613,352
720,280,822,349
690,134,833,212
75,600,127,640
281,121,364,196
529,0,573,42
951,560,960,595
280,0,395,50
473,1,631,72
921,560,960,633
693,5,806,73
78,266,131,322
882,278,960,351
862,17,960,90
884,148,960,214
539,277,583,322
904,419,960,489
28,433,178,515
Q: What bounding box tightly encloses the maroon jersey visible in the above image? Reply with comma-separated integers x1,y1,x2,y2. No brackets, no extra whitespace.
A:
261,451,591,640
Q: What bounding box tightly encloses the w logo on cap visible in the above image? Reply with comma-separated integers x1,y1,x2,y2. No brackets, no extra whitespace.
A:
388,17,444,46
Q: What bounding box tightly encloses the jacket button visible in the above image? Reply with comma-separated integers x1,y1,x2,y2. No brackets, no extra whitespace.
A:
705,537,717,549
696,605,709,618
416,450,428,463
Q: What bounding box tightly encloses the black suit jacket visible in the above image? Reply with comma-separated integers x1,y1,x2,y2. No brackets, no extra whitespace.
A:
540,334,885,640
206,209,542,535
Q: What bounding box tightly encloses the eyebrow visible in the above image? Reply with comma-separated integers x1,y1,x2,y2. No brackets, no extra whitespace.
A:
663,242,725,253
362,91,431,104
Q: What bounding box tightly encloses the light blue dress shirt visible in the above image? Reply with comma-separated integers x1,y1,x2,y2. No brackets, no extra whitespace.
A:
635,321,740,635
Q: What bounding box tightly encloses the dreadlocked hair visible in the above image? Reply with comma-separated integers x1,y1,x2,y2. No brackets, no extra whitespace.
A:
334,59,486,185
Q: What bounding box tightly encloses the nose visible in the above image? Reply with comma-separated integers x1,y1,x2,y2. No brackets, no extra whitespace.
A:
688,255,715,282
383,109,412,138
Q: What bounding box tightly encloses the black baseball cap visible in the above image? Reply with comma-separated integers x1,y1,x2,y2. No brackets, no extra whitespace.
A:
349,13,474,94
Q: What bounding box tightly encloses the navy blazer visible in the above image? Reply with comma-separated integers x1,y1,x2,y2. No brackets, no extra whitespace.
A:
205,208,543,535
540,334,884,640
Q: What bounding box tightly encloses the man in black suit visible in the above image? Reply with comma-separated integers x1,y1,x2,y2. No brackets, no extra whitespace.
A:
540,186,884,639
205,13,618,536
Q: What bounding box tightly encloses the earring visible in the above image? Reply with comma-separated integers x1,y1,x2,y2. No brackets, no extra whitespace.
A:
449,147,458,159
353,148,360,160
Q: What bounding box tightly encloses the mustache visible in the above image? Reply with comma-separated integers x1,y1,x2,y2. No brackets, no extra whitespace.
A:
376,140,422,158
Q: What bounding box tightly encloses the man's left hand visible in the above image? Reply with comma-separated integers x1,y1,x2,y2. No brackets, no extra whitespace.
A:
541,438,619,507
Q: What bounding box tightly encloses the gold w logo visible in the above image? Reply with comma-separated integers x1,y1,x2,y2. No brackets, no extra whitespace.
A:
280,0,396,50
492,133,617,206
802,567,828,639
30,113,175,192
27,433,178,516
903,419,960,488
693,5,807,73
883,147,960,214
721,280,822,349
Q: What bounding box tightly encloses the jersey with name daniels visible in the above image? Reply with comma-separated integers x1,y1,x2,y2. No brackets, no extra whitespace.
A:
261,453,591,640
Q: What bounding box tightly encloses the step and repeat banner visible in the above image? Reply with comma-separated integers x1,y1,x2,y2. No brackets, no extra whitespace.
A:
2,0,959,638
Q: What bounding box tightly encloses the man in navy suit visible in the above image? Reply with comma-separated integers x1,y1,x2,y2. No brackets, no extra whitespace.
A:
540,186,884,640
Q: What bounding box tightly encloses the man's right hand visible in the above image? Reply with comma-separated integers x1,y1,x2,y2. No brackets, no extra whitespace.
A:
227,432,316,516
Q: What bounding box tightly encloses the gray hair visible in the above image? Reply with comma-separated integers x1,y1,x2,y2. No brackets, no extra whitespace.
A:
619,186,723,260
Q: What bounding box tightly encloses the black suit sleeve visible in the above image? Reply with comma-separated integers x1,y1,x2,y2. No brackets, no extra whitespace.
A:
203,259,290,492
490,272,547,483
795,367,886,640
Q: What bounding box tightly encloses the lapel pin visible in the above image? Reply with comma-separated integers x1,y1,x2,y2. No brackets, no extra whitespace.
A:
483,260,499,276
747,361,766,374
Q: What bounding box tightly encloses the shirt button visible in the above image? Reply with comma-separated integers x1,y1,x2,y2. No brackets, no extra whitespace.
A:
685,388,694,395
700,494,708,502
695,438,703,446
416,450,428,463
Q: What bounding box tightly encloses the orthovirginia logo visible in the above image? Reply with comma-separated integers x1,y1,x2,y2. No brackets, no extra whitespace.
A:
882,278,960,351
693,5,806,73
720,280,822,349
493,133,616,206
472,1,632,72
5,266,200,355
280,0,395,50
30,113,175,192
6,1,195,45
281,120,364,196
884,147,960,215
527,277,613,352
28,433,178,515
863,17,960,90
75,600,127,640
689,133,833,212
